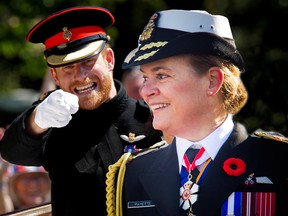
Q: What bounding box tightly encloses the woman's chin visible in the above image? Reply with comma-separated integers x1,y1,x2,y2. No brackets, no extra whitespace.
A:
153,120,167,132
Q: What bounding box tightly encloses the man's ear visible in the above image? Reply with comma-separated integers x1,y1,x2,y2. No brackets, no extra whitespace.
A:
104,47,115,71
49,67,60,86
207,66,224,96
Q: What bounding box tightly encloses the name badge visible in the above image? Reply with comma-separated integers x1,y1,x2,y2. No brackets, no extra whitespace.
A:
127,200,155,208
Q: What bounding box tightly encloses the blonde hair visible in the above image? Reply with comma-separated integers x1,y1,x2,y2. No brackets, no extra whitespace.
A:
186,54,248,114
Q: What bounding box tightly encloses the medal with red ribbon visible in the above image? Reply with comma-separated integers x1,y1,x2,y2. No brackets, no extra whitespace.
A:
180,147,205,216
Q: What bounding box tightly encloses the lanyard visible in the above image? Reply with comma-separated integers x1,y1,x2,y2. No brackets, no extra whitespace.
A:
183,147,205,174
180,147,206,215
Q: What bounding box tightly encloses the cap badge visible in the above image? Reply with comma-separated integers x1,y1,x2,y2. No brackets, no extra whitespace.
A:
62,27,72,41
139,13,158,42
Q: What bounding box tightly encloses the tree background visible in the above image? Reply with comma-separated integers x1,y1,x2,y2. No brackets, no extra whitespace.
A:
0,0,287,135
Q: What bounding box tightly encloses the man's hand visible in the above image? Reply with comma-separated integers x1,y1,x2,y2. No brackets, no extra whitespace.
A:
35,89,79,129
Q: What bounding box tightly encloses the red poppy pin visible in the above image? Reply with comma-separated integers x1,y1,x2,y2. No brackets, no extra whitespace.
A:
223,157,246,176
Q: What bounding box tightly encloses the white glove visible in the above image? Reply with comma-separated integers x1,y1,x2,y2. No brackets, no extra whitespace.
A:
35,89,79,129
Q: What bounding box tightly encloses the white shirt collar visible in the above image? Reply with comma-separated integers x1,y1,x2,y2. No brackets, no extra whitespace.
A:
176,114,234,172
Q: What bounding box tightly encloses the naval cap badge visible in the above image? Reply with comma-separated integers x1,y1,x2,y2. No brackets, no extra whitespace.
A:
139,13,158,42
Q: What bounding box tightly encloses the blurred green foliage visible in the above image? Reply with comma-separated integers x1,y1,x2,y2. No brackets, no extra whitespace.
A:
0,0,287,135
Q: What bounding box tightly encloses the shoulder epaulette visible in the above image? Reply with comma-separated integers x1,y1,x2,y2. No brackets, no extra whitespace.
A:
254,131,288,144
132,140,167,159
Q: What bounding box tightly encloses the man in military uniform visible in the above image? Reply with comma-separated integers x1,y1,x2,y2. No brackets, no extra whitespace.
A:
0,6,162,216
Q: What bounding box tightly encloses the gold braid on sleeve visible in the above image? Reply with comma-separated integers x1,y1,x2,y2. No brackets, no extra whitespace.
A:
105,140,167,216
106,152,132,216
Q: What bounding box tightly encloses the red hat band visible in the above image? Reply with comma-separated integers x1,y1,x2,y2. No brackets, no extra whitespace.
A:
45,26,105,50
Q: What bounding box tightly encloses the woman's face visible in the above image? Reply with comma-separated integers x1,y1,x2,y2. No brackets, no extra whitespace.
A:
140,56,211,138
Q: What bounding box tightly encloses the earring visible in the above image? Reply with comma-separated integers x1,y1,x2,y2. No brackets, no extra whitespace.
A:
208,91,213,95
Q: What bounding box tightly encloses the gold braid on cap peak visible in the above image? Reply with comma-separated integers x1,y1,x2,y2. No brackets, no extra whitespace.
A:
105,140,167,216
140,41,168,50
134,41,168,62
135,50,158,62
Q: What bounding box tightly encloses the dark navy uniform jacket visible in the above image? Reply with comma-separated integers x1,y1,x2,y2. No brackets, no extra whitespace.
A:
122,123,288,216
0,80,162,216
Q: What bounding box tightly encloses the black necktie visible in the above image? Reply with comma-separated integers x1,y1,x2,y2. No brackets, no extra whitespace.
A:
185,148,200,163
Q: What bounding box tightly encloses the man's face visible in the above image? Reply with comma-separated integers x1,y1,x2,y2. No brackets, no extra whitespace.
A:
50,48,116,110
123,69,144,100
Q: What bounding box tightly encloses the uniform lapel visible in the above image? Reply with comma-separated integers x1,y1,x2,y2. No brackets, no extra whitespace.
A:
139,142,180,216
194,123,254,215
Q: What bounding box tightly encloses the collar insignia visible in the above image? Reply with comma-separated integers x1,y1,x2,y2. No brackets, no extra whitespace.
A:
244,173,256,187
